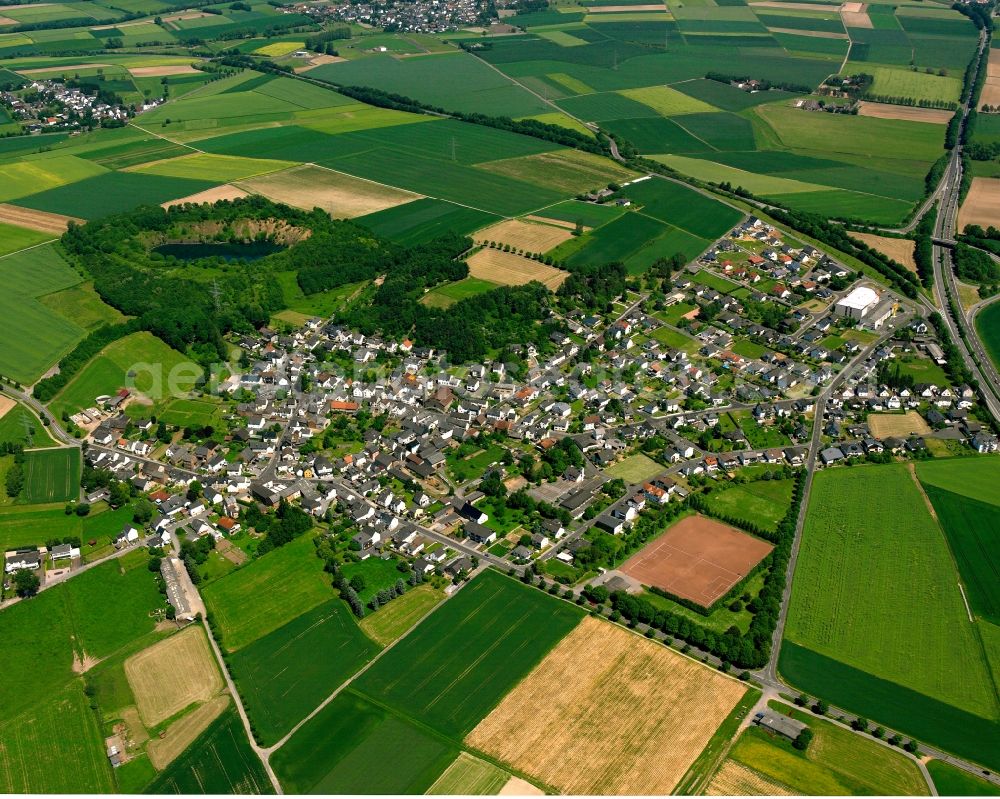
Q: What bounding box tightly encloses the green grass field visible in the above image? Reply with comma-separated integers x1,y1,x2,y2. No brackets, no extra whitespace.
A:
0,221,52,256
728,704,928,795
975,302,1000,374
358,583,444,646
202,532,332,652
0,244,86,384
927,759,1000,796
146,707,273,794
782,464,1000,769
920,482,1000,625
421,276,500,309
356,198,499,246
353,569,583,738
129,152,296,182
21,447,79,503
271,689,456,794
0,400,57,448
916,456,1000,508
857,64,963,104
229,599,379,746
604,452,664,483
704,478,793,532
0,684,114,793
785,464,996,717
38,283,126,332
48,331,200,419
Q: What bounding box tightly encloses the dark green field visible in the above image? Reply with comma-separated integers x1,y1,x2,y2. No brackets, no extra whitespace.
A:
779,642,1000,772
352,569,583,738
620,177,744,239
927,759,1000,796
976,302,1000,374
922,484,1000,626
271,690,456,794
145,708,273,794
356,198,498,246
229,599,380,746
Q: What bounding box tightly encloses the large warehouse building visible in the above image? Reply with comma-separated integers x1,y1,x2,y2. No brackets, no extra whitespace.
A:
834,285,880,320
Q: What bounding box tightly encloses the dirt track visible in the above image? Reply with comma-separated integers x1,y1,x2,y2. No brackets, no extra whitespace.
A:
620,514,773,606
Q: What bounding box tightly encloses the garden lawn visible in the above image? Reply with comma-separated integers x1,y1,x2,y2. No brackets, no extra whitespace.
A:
202,532,332,652
228,599,379,746
604,452,664,483
703,478,793,532
352,569,583,738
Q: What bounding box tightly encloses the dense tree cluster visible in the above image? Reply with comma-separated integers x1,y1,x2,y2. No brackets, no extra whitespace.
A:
557,262,627,312
953,242,1000,283
242,498,313,555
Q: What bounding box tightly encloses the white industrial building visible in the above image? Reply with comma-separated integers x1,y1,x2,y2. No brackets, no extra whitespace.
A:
834,285,880,320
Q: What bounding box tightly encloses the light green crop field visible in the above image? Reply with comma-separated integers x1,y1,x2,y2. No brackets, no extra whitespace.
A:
619,85,717,116
22,447,79,504
728,706,928,795
426,753,512,795
855,64,963,104
0,156,107,203
0,221,53,256
129,152,296,181
784,464,997,719
38,283,126,331
478,148,638,195
916,456,1000,508
358,584,445,647
202,531,333,652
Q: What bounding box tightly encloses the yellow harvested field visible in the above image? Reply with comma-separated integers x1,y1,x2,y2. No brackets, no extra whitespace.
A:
989,48,1000,79
162,184,248,209
706,760,794,796
959,177,1000,232
0,203,81,233
0,395,14,420
147,695,230,770
868,411,932,438
474,219,572,253
499,777,544,795
129,65,199,77
850,232,917,272
467,249,569,290
466,617,746,796
981,55,1000,109
18,63,112,75
125,626,224,727
236,165,420,218
766,26,847,38
525,214,585,231
841,2,872,27
588,3,666,10
857,102,951,124
750,1,838,8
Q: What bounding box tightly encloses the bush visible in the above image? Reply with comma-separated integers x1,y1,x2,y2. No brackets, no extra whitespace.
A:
792,728,814,751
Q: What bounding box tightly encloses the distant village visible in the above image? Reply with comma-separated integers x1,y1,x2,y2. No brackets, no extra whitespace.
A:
0,79,149,133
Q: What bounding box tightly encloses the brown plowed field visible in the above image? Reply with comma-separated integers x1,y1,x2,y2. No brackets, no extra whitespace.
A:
620,514,773,606
467,617,747,795
467,249,569,290
129,65,199,77
857,102,951,125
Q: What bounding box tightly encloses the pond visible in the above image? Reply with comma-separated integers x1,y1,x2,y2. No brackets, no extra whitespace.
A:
152,241,286,262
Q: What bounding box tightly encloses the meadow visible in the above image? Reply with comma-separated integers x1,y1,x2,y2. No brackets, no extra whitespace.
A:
271,690,457,794
0,244,88,384
0,400,57,448
352,569,583,738
21,447,79,504
358,583,444,646
975,302,1000,374
921,483,1000,626
48,331,199,419
727,705,928,795
704,478,794,532
426,753,512,795
785,464,996,714
202,532,332,652
603,452,664,483
782,464,1000,768
926,759,1000,796
228,599,379,745
145,708,273,794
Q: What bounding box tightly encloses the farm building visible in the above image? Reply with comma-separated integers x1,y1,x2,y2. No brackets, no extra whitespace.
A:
753,710,807,740
835,286,880,320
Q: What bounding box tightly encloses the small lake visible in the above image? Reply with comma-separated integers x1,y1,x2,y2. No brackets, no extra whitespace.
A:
152,241,285,262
